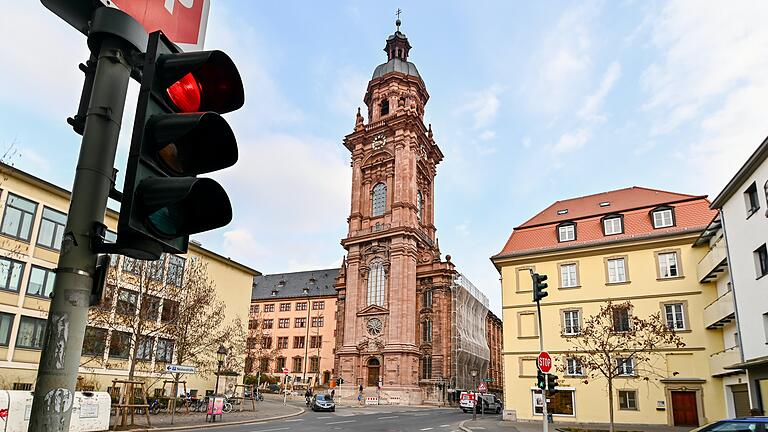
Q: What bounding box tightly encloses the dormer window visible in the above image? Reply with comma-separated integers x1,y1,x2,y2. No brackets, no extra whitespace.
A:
602,215,624,236
557,209,568,215
380,99,390,116
557,222,576,242
651,207,675,229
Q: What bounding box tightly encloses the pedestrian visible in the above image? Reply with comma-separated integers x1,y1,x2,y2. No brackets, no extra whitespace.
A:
331,388,335,400
305,388,312,406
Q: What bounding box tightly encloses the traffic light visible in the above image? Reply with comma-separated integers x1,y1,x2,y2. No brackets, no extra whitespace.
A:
337,377,344,385
536,370,546,390
117,30,244,259
546,374,559,394
532,272,549,302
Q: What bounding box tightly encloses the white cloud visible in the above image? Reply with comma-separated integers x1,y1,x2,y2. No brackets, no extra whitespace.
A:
459,85,503,129
329,67,369,117
552,128,591,155
454,222,471,238
578,61,621,121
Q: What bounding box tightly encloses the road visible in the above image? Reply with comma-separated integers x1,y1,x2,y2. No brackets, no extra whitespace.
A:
210,403,489,432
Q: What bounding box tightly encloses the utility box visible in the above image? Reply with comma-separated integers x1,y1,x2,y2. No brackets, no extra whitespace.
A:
0,390,111,431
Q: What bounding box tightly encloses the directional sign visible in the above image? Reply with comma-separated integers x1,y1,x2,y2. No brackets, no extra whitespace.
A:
282,367,289,375
478,382,488,393
166,364,196,374
537,351,552,373
483,378,494,383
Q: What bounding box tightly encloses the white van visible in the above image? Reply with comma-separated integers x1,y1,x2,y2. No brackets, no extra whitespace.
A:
459,392,502,414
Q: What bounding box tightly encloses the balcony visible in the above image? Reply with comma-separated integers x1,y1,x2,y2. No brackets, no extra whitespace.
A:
697,236,728,283
709,346,742,377
703,289,736,329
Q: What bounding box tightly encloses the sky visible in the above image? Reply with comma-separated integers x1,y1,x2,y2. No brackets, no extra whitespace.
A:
2,1,768,316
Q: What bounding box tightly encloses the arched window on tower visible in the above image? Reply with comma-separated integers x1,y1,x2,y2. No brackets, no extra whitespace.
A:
380,99,389,116
372,183,387,217
367,258,386,307
417,190,423,222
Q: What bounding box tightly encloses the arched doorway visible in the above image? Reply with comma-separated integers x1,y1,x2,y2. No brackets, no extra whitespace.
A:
367,357,380,387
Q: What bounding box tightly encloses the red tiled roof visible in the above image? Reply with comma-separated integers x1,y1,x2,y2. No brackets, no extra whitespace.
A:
494,187,717,258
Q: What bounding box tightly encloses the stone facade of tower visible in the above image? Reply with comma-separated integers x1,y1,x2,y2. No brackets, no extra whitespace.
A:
333,24,461,405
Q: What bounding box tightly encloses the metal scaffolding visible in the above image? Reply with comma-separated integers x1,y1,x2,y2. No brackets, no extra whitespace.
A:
451,273,491,392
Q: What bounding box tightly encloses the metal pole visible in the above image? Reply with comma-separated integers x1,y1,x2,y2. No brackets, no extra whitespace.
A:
215,362,222,396
536,298,548,432
29,35,132,431
472,375,476,422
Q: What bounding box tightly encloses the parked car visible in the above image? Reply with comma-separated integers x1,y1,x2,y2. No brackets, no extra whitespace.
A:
691,417,768,431
459,392,502,414
310,394,336,412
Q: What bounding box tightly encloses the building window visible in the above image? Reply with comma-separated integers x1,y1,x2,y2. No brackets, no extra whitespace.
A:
276,357,286,372
560,263,578,288
293,337,305,349
619,390,638,410
612,307,631,332
161,299,179,323
147,256,164,281
292,356,303,373
264,304,275,313
262,336,272,349
380,99,389,116
278,318,289,328
0,258,23,292
167,255,185,287
310,335,322,349
295,317,306,328
423,289,433,308
755,244,768,278
533,389,574,415
367,258,386,307
566,357,583,376
557,223,576,242
563,310,581,335
280,303,291,312
16,316,46,349
312,301,325,310
156,338,174,362
310,357,320,373
1,193,38,241
607,257,627,283
616,358,635,376
263,319,274,329
417,190,423,222
259,358,270,372
26,266,56,298
372,183,387,217
250,304,260,314
0,312,14,346
658,251,680,278
422,320,432,343
745,182,760,217
421,355,432,379
108,331,131,358
652,209,674,228
141,295,161,321
135,336,154,360
277,337,288,349
603,216,623,235
296,302,307,311
36,207,67,250
311,316,324,327
665,303,686,330
116,289,139,315
82,327,107,356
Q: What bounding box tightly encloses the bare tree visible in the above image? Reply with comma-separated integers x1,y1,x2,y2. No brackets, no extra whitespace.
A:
244,311,282,378
561,301,685,432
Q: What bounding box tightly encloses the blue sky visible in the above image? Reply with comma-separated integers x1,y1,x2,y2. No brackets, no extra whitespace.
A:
2,1,767,315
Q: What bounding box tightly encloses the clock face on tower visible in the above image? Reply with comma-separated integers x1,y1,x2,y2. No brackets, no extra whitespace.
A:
367,318,383,336
372,134,386,150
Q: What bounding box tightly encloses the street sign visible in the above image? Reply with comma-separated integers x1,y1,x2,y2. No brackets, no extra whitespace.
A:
282,367,289,375
110,0,211,50
537,351,552,373
483,378,494,382
478,382,488,393
165,364,196,374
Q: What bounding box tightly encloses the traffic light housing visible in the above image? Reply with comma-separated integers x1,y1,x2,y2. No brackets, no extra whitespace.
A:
536,370,546,390
532,272,549,302
337,377,344,385
546,373,559,394
117,31,243,259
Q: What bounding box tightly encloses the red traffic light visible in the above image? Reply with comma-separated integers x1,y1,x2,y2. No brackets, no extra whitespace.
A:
167,73,202,113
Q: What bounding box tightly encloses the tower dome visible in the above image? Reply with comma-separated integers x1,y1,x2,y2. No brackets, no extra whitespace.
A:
371,20,421,80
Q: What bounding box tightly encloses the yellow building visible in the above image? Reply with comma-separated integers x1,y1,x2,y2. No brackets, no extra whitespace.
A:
0,164,258,396
491,187,727,427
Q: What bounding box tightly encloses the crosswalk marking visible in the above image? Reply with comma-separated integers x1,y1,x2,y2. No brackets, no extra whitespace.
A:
326,420,357,425
378,415,399,419
420,428,433,431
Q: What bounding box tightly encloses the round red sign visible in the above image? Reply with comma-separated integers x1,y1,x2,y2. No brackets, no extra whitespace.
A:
282,367,289,375
537,351,552,373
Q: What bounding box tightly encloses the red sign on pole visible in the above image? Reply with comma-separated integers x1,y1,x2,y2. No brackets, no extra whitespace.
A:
478,382,488,393
110,0,210,50
537,351,552,373
282,367,289,375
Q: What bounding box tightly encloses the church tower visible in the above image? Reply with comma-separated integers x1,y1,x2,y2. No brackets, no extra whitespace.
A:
334,19,456,404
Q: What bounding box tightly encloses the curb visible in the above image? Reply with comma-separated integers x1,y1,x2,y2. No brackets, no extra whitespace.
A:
133,406,305,431
459,419,471,432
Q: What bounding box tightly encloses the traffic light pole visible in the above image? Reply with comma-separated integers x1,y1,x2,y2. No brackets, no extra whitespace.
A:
536,297,548,432
28,34,133,431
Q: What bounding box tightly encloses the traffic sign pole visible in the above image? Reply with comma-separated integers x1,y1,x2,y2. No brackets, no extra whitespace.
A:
532,270,549,432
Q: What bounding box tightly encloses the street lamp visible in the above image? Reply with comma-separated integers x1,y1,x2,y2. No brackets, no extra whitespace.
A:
470,369,478,421
215,344,228,396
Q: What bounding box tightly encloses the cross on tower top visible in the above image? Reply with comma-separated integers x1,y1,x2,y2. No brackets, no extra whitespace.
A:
396,8,402,30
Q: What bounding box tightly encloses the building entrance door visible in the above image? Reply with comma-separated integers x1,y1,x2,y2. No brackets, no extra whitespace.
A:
323,371,331,385
671,391,699,427
732,384,750,417
367,358,380,387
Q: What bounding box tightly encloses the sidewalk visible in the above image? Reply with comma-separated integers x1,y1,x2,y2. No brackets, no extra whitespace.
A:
459,417,693,432
122,395,304,431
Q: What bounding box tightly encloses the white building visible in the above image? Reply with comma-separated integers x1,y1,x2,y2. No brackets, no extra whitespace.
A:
711,136,768,415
